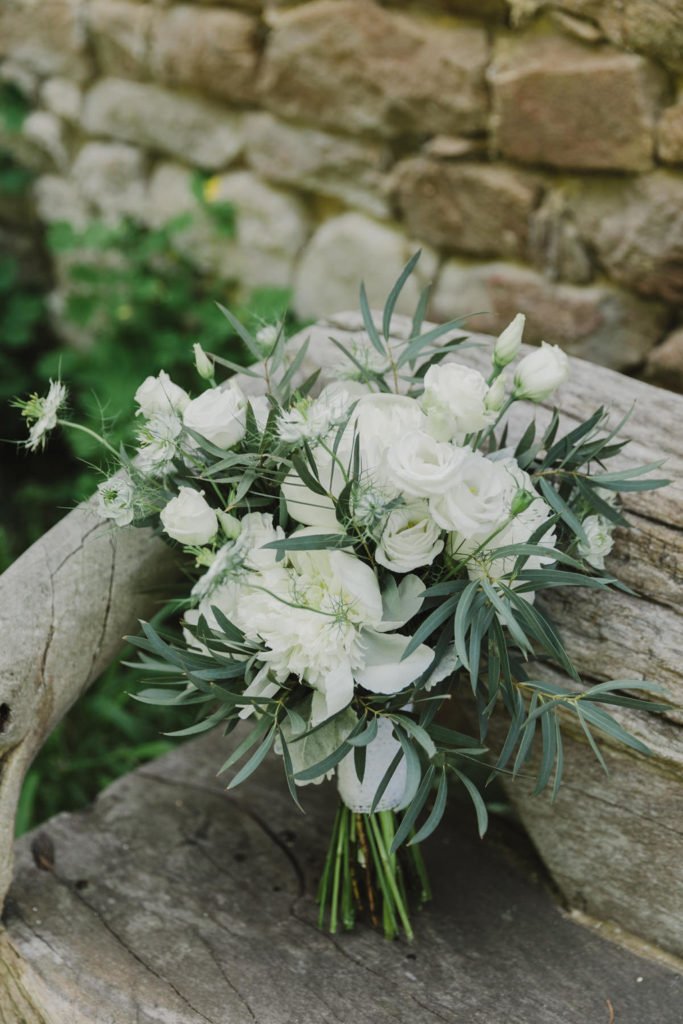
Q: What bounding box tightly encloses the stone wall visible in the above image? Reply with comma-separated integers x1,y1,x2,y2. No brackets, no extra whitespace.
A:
2,0,683,389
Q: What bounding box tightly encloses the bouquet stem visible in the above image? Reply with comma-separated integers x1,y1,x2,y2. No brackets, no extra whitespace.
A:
317,804,431,940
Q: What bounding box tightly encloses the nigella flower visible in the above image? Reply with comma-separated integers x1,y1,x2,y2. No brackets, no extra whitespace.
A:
16,380,68,451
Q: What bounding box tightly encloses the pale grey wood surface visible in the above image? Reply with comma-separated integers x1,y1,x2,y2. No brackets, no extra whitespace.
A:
0,500,178,909
2,732,682,1024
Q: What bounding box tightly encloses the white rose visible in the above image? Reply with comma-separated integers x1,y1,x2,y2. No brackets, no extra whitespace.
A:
134,370,189,417
578,515,614,570
183,381,247,449
494,313,525,367
385,431,465,498
430,452,520,545
514,342,569,402
421,363,494,443
467,492,556,589
96,473,135,527
375,502,444,573
160,487,218,545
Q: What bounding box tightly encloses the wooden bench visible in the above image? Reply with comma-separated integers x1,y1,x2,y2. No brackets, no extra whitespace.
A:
1,315,682,1022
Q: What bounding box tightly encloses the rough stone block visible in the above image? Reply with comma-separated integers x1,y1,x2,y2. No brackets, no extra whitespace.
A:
82,78,245,170
40,78,82,124
528,190,594,284
293,212,437,320
0,0,92,82
430,261,669,370
260,0,489,138
71,142,147,221
391,158,540,258
151,5,259,104
643,328,683,394
87,0,156,80
489,33,667,171
33,174,90,229
573,173,683,304
245,112,391,218
658,103,683,165
145,162,311,292
622,0,683,74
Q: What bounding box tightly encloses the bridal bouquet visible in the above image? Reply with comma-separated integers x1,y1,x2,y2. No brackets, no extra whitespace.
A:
17,255,668,940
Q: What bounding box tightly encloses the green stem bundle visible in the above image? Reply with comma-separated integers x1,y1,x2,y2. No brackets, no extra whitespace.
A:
317,804,431,941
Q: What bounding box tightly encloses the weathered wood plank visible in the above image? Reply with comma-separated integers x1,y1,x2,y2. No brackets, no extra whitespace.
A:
2,733,681,1024
0,500,178,910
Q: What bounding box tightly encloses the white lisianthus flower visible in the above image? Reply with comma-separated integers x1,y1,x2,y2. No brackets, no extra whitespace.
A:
183,381,247,449
431,452,521,545
578,515,614,570
421,363,495,443
281,445,344,529
134,370,189,417
160,487,218,546
96,472,135,527
485,373,507,412
466,493,557,597
375,502,444,573
19,380,68,451
494,313,525,367
353,393,425,478
193,343,214,381
135,411,182,476
385,431,465,498
514,342,569,402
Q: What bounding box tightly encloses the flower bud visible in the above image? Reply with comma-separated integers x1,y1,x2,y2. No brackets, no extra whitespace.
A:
485,373,506,412
510,488,536,516
217,509,242,539
513,342,569,403
193,342,214,380
494,313,525,367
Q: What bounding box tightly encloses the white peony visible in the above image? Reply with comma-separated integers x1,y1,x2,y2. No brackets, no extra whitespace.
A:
375,502,444,573
385,431,465,498
578,515,614,570
513,342,569,403
160,487,218,546
421,362,495,443
96,473,135,527
134,370,189,417
183,381,247,449
281,446,345,529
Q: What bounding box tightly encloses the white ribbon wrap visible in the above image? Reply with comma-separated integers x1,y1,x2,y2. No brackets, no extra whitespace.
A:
337,718,409,813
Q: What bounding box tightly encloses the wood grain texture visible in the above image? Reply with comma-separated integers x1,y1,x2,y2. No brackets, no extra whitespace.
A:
0,499,179,912
2,732,682,1024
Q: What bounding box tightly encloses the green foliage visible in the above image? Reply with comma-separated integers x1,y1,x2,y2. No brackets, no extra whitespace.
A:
15,653,177,836
2,106,305,830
